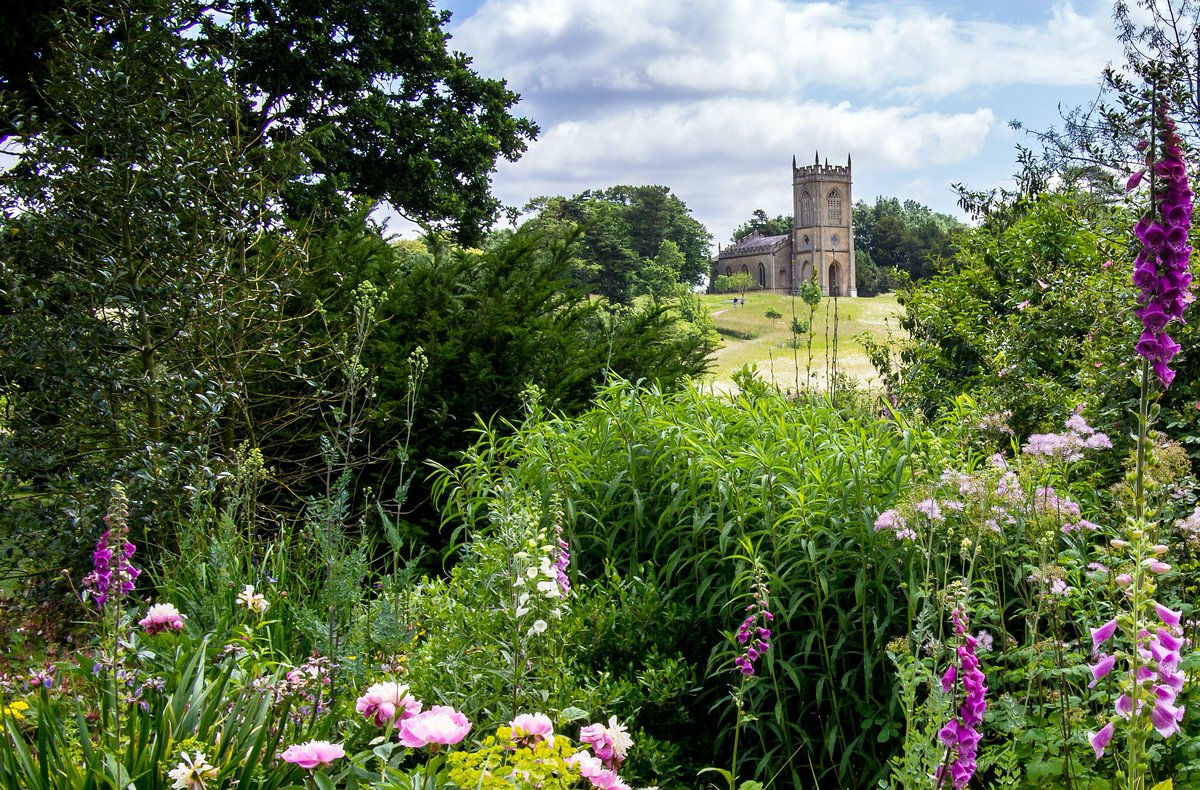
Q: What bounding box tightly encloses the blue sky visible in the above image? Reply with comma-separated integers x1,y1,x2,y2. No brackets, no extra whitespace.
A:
421,0,1129,244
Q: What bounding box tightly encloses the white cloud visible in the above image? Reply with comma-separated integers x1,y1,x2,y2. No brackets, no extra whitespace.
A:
436,0,1124,240
491,98,994,236
455,0,1117,105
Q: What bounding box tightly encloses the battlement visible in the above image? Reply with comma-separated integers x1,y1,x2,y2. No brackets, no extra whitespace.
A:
792,151,852,180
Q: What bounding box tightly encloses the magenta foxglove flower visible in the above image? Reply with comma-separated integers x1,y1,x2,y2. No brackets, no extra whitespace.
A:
398,705,471,748
937,610,987,788
138,603,185,635
1089,721,1115,758
356,682,422,727
1132,99,1193,388
732,567,774,676
281,740,345,769
1091,619,1118,652
1088,654,1116,688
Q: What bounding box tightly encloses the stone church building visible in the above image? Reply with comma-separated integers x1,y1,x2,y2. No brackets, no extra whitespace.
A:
714,152,857,297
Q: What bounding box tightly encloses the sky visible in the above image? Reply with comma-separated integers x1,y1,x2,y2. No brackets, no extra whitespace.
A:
409,0,1129,246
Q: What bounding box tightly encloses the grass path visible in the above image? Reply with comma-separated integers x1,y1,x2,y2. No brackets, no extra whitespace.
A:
699,291,904,393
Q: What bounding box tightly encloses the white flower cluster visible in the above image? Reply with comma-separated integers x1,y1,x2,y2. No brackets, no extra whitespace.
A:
236,584,269,614
513,531,566,637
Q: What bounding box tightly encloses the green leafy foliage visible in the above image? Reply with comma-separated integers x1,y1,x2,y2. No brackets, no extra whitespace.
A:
435,377,940,786
524,186,714,302
852,196,963,283
1,0,537,242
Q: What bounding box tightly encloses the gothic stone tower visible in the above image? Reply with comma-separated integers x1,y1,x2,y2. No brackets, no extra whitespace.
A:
792,152,856,297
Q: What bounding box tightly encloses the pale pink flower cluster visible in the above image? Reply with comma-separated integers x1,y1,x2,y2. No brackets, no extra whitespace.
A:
873,509,916,541
139,603,186,635
1023,410,1112,462
355,681,422,727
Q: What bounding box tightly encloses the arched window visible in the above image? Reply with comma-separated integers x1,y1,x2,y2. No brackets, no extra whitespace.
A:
827,190,843,224
758,262,766,288
741,264,749,274
801,234,810,249
725,266,732,276
800,191,814,227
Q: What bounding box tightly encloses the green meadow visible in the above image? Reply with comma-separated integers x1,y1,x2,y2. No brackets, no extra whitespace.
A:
699,290,903,391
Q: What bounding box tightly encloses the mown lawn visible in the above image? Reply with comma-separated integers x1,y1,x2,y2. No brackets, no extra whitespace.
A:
699,291,903,392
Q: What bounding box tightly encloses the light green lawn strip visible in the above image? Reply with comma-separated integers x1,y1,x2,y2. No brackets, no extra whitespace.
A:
698,291,904,393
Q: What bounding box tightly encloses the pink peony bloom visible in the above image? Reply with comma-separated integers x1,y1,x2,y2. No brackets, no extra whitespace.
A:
281,740,345,770
138,603,185,635
398,705,471,748
1089,721,1114,758
356,682,422,727
568,751,605,778
510,713,555,744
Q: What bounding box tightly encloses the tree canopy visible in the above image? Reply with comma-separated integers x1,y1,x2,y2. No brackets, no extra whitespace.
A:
0,0,537,242
524,186,713,303
853,197,963,283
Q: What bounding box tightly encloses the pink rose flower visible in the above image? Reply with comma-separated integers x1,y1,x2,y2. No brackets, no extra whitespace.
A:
398,705,471,748
281,740,345,770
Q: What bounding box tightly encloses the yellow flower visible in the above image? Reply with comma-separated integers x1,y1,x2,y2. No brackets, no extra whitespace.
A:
2,700,30,720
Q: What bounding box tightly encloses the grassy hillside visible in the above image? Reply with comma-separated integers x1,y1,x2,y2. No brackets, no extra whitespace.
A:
699,291,903,393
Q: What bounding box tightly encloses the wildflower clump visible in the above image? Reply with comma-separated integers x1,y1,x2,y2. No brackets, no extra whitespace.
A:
167,750,218,789
236,584,269,614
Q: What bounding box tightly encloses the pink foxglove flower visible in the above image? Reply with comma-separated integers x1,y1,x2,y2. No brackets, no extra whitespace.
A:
280,740,345,770
1088,654,1116,688
1091,619,1118,652
937,609,986,788
86,484,139,608
1132,99,1193,388
398,705,471,748
1089,721,1115,758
